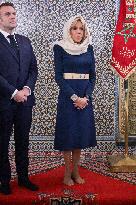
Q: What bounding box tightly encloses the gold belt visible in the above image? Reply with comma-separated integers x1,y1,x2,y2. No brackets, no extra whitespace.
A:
63,73,89,79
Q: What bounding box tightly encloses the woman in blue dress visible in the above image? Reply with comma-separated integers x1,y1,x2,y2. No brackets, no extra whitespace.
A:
53,15,96,186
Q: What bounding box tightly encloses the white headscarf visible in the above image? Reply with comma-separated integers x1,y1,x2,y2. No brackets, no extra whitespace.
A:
54,15,92,55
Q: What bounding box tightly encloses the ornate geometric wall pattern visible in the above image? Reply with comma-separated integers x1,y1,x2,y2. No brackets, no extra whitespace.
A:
9,0,116,137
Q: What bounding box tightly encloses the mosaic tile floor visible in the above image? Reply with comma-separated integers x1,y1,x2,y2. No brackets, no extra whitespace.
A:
9,150,136,185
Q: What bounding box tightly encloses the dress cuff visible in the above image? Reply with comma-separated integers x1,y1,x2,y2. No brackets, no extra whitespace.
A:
70,94,78,102
86,95,90,100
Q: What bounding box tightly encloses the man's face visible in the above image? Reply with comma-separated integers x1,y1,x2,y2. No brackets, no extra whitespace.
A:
0,6,17,33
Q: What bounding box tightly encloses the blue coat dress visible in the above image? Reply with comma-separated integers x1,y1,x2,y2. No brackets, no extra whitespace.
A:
53,44,97,151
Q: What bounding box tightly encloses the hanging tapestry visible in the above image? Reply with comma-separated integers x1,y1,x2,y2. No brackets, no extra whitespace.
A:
111,0,136,79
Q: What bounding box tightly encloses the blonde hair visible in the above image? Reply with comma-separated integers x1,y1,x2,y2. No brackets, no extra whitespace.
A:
70,17,87,43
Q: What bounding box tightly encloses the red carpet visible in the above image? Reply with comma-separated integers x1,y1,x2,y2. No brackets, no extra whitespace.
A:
0,166,136,205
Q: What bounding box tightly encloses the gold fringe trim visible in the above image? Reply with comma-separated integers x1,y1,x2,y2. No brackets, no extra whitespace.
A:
110,65,136,80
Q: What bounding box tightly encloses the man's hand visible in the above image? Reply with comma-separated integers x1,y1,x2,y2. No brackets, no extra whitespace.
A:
22,87,30,97
13,90,28,102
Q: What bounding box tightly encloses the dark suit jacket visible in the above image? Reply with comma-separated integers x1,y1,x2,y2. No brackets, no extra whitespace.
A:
0,32,38,111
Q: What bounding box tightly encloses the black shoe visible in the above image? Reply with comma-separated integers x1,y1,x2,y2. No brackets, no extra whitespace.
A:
0,183,11,195
18,179,39,191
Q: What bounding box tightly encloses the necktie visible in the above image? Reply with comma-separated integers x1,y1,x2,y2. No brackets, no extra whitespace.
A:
7,35,19,58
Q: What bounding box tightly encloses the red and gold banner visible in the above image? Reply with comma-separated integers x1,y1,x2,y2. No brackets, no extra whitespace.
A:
111,0,136,79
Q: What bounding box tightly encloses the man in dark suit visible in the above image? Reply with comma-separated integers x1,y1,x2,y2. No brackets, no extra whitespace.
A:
0,2,39,194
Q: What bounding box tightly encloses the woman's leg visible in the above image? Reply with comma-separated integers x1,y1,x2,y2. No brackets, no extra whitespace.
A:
63,151,74,186
72,149,85,184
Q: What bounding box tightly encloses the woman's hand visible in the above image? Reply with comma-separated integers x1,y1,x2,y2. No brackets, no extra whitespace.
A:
73,97,88,109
